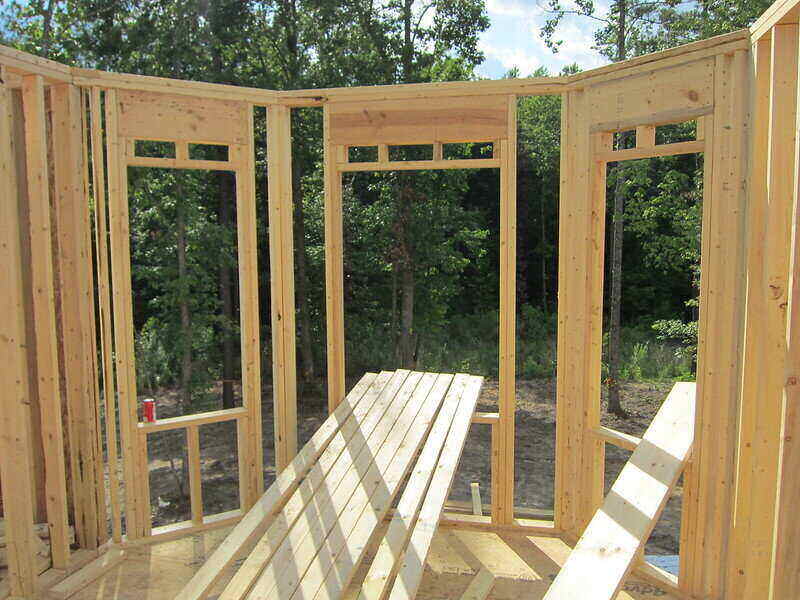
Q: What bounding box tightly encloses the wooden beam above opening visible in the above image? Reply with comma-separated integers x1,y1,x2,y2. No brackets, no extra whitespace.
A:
328,95,510,146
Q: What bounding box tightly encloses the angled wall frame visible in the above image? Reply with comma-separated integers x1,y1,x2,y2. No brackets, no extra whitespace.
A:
0,2,799,596
321,93,518,525
101,87,265,540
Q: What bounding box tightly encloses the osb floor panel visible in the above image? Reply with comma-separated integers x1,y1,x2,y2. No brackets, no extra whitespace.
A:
64,525,677,599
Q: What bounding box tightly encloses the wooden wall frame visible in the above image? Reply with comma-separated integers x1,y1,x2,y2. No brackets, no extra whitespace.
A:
321,95,518,525
102,88,265,540
728,8,800,598
2,5,800,595
51,82,104,552
19,74,75,568
267,104,298,472
555,46,750,599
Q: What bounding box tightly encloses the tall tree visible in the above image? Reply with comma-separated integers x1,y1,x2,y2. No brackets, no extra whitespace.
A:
517,67,564,374
264,0,319,386
543,0,671,415
69,0,255,413
341,0,489,367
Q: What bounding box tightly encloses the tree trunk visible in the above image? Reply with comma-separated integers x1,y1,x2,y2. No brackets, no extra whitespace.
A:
607,158,627,417
395,1,417,369
540,178,548,313
399,257,416,368
391,261,399,364
203,2,237,409
40,0,56,58
396,182,416,368
274,0,316,394
219,173,236,408
540,177,555,368
606,0,628,417
292,139,315,385
177,194,193,504
176,195,192,413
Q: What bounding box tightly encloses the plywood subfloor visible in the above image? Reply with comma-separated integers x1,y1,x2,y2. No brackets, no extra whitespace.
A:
60,525,677,599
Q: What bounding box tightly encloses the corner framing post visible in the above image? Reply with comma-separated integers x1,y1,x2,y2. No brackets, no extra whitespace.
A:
728,28,798,600
772,30,800,593
323,105,346,413
681,49,750,598
105,88,146,539
554,89,605,537
20,73,72,567
81,88,109,547
0,71,39,599
12,83,50,531
267,104,298,472
585,128,611,528
90,86,123,543
554,90,575,535
494,94,517,525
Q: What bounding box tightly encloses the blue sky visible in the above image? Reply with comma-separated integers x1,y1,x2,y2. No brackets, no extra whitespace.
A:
476,0,611,78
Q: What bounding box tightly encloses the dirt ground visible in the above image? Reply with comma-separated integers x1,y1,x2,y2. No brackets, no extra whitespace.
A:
144,377,680,555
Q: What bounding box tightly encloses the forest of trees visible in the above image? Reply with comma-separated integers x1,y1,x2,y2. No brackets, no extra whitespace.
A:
1,0,772,417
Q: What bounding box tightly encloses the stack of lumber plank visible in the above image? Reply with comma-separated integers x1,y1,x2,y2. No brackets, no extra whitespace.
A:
178,369,483,600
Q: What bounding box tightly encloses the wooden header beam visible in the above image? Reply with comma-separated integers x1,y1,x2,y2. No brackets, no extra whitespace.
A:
278,77,567,106
750,0,800,40
0,25,752,107
0,44,71,82
327,95,510,146
117,89,251,145
71,66,279,104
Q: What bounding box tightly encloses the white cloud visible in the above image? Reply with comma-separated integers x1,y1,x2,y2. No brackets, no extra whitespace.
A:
479,40,544,75
539,18,608,68
484,0,538,17
477,0,610,78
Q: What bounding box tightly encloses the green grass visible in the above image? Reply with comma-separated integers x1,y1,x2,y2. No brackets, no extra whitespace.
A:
343,304,694,383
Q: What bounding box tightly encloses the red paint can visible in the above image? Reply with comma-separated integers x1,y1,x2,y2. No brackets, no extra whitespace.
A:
143,398,156,423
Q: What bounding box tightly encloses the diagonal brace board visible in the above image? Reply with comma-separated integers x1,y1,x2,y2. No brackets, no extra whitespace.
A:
543,382,695,600
176,371,392,599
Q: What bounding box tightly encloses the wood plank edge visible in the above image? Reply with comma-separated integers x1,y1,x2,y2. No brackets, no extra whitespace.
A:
44,548,125,600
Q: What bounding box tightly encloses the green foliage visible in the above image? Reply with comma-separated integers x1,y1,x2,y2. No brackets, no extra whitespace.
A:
127,168,239,409
646,0,774,46
135,318,171,394
518,305,557,379
652,299,699,369
541,0,772,62
603,326,695,382
2,0,749,407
